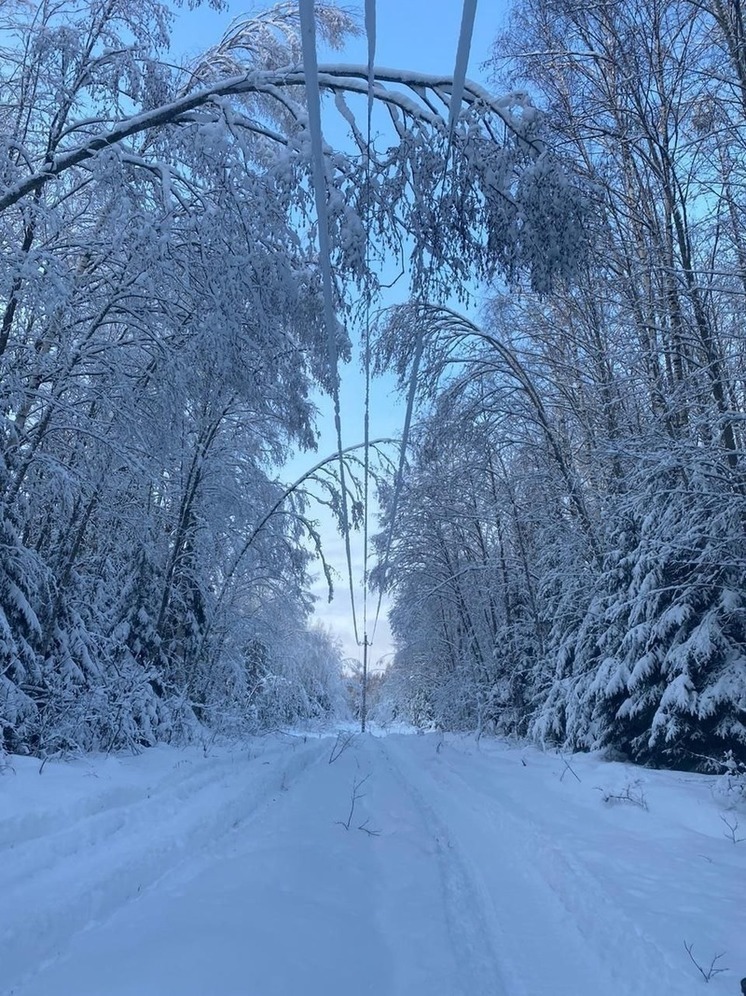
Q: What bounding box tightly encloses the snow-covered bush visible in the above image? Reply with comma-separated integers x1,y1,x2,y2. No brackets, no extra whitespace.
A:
713,751,746,809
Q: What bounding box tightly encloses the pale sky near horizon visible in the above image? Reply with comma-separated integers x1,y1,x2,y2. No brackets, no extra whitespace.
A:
170,1,509,668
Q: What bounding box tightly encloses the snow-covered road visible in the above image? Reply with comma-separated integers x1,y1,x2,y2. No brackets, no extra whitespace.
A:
1,733,742,995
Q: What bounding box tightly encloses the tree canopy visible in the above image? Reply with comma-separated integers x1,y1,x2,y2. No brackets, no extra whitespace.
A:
0,0,583,754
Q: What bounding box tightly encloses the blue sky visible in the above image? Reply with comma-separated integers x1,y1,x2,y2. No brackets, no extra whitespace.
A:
171,2,506,73
170,1,509,667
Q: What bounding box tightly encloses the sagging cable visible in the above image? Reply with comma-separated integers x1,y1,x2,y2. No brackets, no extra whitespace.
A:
298,0,360,644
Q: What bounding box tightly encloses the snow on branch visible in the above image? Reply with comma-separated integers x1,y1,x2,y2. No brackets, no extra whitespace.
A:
0,2,587,302
0,67,541,214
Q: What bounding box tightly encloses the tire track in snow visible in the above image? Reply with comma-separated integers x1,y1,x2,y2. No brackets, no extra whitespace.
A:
0,740,326,996
387,737,697,996
9,737,397,996
429,745,691,995
379,736,627,996
2,755,249,891
373,736,509,996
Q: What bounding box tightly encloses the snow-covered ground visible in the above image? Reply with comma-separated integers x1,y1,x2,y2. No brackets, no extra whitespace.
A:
1,732,743,995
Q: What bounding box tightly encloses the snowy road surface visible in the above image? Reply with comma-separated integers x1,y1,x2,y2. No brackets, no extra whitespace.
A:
1,733,743,995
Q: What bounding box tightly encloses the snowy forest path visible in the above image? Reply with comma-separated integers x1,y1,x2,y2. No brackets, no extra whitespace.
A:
5,733,508,996
2,732,739,995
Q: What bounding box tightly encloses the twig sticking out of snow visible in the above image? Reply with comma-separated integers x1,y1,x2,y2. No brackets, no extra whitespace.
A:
336,773,371,830
720,814,745,844
559,755,581,783
329,731,356,764
596,781,648,811
683,942,728,983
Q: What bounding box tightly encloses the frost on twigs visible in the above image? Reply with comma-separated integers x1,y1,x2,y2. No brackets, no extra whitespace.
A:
185,3,360,88
0,3,587,298
0,0,587,756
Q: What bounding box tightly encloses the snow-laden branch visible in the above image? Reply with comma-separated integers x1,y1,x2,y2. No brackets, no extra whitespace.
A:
376,303,600,553
0,64,538,215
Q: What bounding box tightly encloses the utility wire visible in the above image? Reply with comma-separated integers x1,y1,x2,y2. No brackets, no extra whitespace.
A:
359,0,377,731
298,0,360,645
298,1,479,656
362,0,376,648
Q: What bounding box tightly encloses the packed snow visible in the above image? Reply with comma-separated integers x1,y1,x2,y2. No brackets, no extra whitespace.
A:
1,731,743,995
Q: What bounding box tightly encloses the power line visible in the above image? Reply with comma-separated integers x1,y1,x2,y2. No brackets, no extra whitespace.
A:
298,0,360,646
298,1,479,668
360,0,377,732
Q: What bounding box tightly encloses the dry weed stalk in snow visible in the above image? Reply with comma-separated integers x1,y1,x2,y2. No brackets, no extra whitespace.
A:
596,781,648,811
328,732,356,764
720,815,744,844
335,772,381,836
683,942,728,983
